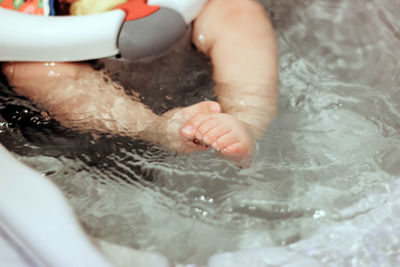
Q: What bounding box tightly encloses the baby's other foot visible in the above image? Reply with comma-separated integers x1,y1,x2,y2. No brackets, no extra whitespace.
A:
180,113,255,163
162,101,221,152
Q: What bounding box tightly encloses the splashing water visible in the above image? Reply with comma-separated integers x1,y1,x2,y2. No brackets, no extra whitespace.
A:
1,0,400,265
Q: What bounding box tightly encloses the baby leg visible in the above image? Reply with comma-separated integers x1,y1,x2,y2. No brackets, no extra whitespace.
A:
2,62,152,134
190,0,279,165
2,62,221,152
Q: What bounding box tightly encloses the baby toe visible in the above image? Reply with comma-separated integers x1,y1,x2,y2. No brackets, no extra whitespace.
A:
188,113,210,129
180,114,207,139
222,141,249,156
180,124,196,139
205,126,233,149
207,101,221,113
194,101,221,114
220,142,253,167
196,118,220,142
181,113,217,140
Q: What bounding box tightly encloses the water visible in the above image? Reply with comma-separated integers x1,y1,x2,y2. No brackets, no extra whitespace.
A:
1,0,400,265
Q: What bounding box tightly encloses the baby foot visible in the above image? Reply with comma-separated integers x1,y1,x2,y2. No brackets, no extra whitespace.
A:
180,113,255,163
162,101,221,152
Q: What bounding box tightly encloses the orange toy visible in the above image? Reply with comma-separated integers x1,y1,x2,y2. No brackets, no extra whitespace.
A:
18,0,45,15
0,0,47,15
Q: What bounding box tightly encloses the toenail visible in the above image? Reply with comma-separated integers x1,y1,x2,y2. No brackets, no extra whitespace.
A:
181,125,195,136
210,102,220,112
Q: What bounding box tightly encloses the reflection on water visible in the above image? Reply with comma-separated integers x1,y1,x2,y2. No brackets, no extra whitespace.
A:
1,0,400,265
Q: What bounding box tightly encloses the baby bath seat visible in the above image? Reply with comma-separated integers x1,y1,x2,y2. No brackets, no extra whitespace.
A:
0,0,206,62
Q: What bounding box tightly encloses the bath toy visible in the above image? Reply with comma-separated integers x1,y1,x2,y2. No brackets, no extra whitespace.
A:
0,0,55,16
0,0,207,62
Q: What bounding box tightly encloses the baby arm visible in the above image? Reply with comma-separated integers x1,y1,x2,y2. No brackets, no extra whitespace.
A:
193,0,279,137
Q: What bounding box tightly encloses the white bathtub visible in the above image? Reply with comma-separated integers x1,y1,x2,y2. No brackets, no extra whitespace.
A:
0,145,322,267
0,144,170,267
2,138,400,265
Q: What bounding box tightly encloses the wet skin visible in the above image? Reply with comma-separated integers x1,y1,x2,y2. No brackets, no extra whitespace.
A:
2,0,278,164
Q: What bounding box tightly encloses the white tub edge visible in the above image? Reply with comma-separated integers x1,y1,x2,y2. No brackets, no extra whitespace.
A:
0,144,169,267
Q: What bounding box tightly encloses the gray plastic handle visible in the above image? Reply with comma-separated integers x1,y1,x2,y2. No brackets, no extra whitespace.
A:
118,7,186,61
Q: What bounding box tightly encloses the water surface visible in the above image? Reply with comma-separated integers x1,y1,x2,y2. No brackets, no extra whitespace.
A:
1,0,400,265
